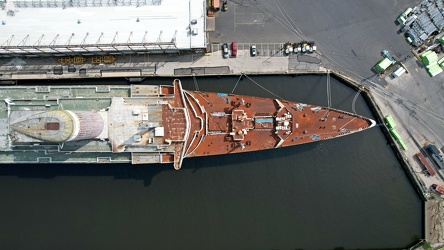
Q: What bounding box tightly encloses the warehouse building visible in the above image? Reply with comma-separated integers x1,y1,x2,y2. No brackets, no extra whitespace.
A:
0,0,206,56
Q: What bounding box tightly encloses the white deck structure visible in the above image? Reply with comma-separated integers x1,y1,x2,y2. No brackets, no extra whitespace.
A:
0,0,206,56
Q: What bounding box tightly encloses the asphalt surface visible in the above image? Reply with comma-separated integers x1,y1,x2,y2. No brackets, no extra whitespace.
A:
388,58,444,150
211,0,419,79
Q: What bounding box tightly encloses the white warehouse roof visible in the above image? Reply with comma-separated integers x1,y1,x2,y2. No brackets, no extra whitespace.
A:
0,0,206,55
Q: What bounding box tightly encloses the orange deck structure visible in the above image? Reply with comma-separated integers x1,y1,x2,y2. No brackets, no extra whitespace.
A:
2,80,375,169
161,80,375,169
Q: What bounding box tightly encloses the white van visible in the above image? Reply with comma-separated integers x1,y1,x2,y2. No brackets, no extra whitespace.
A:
392,67,406,78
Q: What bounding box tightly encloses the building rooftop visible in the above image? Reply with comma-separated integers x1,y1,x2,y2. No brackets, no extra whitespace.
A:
0,0,206,55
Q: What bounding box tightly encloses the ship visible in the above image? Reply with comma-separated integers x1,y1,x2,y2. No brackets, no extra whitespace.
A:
0,79,375,170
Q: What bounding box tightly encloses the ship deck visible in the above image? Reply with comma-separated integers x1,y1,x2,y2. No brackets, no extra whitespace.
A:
0,85,133,164
181,90,374,159
0,81,374,169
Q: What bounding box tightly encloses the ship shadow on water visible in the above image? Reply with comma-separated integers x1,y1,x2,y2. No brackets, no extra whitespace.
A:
184,141,320,173
0,163,163,186
0,143,320,187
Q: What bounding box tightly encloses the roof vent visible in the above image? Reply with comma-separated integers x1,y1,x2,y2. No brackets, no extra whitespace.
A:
154,127,164,137
191,19,197,25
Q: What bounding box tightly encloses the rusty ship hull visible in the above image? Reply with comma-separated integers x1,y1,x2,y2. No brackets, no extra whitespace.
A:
0,80,375,169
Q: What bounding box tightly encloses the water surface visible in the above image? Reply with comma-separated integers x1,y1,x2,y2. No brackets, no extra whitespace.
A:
0,75,422,249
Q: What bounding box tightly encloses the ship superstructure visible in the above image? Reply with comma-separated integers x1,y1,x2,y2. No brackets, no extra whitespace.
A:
0,80,375,169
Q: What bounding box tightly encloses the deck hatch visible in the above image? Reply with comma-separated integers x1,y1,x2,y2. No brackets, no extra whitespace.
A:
45,122,60,130
255,118,273,124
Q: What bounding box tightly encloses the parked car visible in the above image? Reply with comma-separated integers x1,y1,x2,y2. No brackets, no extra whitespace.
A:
292,43,299,54
250,45,256,56
284,42,292,55
301,41,307,53
307,41,316,53
222,1,228,11
222,43,229,58
231,42,237,57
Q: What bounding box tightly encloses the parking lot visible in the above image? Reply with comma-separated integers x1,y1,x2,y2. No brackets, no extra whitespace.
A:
211,43,289,57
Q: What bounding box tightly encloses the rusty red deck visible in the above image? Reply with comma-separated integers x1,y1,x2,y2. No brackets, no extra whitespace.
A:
162,80,375,169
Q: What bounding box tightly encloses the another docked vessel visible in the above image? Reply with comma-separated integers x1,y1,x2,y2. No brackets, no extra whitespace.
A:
0,80,375,170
